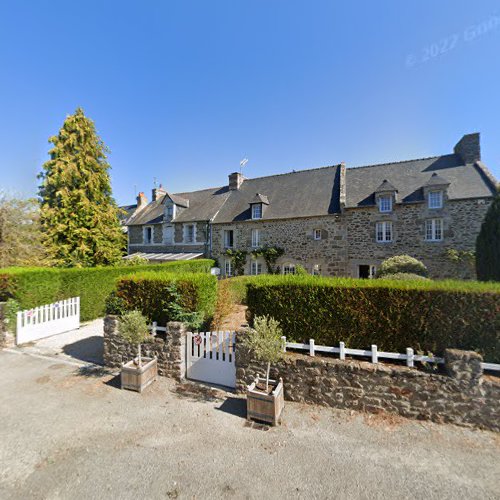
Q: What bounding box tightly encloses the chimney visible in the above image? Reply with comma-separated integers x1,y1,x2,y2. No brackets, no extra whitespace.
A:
229,172,245,190
136,192,148,211
152,184,166,201
454,133,481,164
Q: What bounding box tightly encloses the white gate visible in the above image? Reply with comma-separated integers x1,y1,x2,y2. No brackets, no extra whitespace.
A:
16,297,80,345
186,331,236,388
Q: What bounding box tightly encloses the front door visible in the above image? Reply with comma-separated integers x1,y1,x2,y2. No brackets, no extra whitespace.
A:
164,225,173,244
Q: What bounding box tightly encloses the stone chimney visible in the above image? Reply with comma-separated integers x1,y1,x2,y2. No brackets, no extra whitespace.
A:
454,133,481,164
152,184,166,201
229,172,245,190
136,192,148,211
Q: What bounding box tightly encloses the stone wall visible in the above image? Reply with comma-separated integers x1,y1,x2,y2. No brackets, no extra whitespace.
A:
103,316,186,381
211,215,348,276
345,199,490,279
0,302,6,349
236,336,500,432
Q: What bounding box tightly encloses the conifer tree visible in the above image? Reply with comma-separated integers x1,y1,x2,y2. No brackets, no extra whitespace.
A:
39,108,125,267
476,186,500,281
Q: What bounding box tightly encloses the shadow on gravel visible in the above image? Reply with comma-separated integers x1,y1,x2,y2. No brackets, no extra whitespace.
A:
63,336,104,365
216,397,247,419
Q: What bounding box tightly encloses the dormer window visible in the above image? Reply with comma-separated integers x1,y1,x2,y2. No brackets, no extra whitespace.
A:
252,204,262,220
166,205,174,218
378,195,393,213
428,190,443,209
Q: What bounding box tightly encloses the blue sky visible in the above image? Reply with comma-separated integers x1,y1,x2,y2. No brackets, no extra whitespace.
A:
0,1,499,205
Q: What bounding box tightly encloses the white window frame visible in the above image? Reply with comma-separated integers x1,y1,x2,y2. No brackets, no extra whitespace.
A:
250,259,263,276
428,190,443,209
378,195,393,213
425,218,443,241
283,264,296,275
251,204,262,220
144,225,153,244
376,221,393,243
312,264,321,276
224,259,232,277
184,223,196,244
223,229,234,249
251,228,260,248
313,229,322,240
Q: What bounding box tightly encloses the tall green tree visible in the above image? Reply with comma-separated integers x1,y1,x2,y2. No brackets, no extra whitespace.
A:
476,186,500,281
39,108,125,267
0,192,47,268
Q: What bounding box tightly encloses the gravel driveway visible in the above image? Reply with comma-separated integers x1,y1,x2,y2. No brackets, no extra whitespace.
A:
0,349,499,500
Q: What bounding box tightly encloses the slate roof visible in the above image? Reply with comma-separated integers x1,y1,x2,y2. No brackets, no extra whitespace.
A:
375,180,398,193
345,154,496,207
124,151,497,225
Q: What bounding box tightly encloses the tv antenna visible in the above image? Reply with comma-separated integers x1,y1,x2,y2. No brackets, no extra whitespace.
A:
239,158,248,174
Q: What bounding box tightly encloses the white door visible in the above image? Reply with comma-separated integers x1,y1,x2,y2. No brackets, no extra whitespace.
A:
186,331,236,388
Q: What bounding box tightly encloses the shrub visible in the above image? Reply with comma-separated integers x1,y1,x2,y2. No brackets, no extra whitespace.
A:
0,259,214,321
380,273,429,281
376,255,428,278
115,271,217,327
104,291,127,316
245,275,500,362
476,187,500,281
211,279,235,330
118,310,151,366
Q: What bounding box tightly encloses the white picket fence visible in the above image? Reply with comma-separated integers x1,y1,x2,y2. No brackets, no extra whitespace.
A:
16,297,80,345
281,337,500,373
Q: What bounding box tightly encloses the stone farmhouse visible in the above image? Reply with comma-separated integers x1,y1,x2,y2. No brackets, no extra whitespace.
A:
123,133,497,279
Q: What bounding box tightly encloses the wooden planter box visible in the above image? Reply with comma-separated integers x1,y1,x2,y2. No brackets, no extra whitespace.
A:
247,377,284,426
121,357,158,393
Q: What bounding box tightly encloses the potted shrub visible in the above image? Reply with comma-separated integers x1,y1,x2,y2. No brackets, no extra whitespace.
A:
243,316,285,425
118,310,157,393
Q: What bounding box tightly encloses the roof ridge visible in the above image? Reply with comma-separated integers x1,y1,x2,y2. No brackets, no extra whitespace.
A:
347,155,449,171
241,163,341,183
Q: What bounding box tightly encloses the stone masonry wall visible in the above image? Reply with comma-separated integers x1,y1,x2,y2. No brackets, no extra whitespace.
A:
211,215,348,276
0,302,6,349
103,316,186,381
345,198,490,279
236,335,500,432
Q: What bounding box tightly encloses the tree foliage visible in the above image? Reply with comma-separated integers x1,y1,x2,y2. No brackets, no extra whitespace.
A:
376,255,428,278
476,187,500,281
0,192,47,267
38,108,125,267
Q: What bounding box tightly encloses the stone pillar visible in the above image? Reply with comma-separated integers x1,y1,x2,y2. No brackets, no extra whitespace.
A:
444,349,483,386
0,302,6,349
166,322,187,382
103,315,121,368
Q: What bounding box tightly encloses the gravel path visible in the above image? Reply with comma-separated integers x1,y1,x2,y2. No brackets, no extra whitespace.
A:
0,349,499,500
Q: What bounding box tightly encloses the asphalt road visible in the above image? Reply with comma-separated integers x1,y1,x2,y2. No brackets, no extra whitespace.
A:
0,349,499,500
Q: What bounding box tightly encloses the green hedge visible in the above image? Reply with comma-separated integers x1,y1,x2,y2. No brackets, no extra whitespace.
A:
115,271,217,326
246,275,500,363
0,259,214,321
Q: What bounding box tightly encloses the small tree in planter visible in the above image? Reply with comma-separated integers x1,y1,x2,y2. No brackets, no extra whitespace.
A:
118,310,157,393
243,315,285,425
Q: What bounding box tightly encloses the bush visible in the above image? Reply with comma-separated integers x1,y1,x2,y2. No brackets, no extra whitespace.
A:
376,255,428,278
115,271,217,327
476,187,500,281
0,259,214,321
379,273,429,281
245,275,500,362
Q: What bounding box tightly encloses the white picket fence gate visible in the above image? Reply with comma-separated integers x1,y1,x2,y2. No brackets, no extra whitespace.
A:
186,331,236,388
16,297,80,345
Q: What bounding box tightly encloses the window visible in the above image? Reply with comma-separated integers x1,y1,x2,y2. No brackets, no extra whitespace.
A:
224,259,232,277
251,260,262,275
184,224,195,243
144,226,153,244
283,264,296,275
376,221,393,242
312,264,321,276
223,230,234,248
378,195,393,213
428,191,443,209
251,204,262,219
313,229,322,240
166,205,174,218
425,218,443,241
251,228,260,248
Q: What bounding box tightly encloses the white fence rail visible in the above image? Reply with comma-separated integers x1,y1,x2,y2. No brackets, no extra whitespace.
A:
16,297,80,345
281,337,500,373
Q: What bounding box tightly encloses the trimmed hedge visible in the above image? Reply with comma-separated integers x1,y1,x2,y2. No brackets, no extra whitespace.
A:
115,271,217,326
0,259,214,321
246,275,500,363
